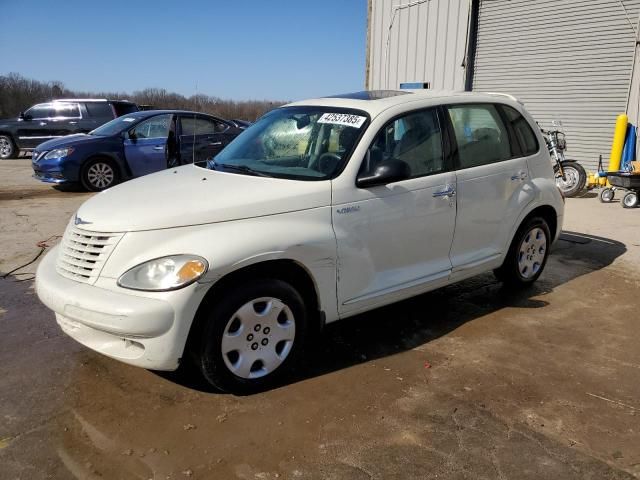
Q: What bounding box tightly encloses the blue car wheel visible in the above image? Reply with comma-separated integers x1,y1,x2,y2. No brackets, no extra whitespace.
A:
81,158,120,192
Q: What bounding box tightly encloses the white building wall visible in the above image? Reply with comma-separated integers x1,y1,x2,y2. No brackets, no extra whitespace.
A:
367,0,471,91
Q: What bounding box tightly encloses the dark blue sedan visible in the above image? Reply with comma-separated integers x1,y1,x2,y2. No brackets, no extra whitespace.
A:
31,110,243,191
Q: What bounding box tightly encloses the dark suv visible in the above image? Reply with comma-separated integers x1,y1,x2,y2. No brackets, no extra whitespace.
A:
0,99,138,159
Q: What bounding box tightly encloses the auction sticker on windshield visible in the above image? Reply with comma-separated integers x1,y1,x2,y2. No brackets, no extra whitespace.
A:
317,113,366,128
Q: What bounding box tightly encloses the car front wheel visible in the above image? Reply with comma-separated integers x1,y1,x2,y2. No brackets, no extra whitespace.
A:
494,216,551,286
0,135,17,159
81,158,119,191
195,279,308,394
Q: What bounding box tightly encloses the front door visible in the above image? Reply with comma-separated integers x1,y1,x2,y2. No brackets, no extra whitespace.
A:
124,114,172,177
334,107,457,317
446,103,534,272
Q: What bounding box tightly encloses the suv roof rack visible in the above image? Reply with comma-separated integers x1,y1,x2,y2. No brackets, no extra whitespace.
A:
51,98,135,103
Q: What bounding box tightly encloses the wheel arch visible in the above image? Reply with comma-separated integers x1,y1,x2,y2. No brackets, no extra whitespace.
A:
186,258,325,354
82,153,129,179
522,204,558,241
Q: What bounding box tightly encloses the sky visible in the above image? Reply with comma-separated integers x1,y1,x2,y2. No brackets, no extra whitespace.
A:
0,0,367,101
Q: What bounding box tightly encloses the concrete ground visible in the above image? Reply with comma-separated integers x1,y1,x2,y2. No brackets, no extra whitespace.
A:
1,159,639,480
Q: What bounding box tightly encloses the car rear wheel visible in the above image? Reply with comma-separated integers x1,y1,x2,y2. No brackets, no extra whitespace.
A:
195,279,308,394
494,216,551,286
81,158,119,191
0,135,16,159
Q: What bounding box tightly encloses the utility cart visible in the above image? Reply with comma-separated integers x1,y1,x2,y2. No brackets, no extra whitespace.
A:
599,172,640,208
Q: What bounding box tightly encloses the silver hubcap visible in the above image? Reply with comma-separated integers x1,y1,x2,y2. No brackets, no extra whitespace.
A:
624,193,637,207
87,162,114,188
556,166,579,191
0,137,12,157
221,297,295,379
517,227,547,279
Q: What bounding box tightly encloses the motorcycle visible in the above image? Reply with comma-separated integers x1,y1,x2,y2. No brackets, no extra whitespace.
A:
540,121,586,197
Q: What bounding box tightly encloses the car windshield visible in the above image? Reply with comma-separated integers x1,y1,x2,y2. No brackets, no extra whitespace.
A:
89,112,148,136
203,106,369,180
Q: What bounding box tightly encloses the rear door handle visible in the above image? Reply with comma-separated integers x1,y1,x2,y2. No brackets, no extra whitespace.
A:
511,171,528,181
209,141,222,146
153,146,164,151
433,186,456,198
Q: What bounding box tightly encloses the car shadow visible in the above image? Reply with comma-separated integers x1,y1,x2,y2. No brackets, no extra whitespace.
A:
159,230,627,395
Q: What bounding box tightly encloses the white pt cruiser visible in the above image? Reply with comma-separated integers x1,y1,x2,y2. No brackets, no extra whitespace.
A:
37,90,564,393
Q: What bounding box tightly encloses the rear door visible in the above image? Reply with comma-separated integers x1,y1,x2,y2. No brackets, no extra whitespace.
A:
446,103,535,274
178,115,230,164
123,114,172,176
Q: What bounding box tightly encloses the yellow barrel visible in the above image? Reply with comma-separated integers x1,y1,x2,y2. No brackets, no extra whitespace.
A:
607,114,628,184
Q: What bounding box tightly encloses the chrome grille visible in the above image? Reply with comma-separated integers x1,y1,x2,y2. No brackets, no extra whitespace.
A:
56,225,123,284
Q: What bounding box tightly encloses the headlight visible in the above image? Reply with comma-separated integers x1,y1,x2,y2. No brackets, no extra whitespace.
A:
118,255,208,291
44,147,74,159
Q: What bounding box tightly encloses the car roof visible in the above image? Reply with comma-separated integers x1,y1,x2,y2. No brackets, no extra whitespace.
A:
127,110,225,119
285,90,523,118
52,98,136,104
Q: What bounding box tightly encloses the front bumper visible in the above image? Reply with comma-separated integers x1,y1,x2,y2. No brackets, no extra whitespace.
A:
32,170,70,184
35,246,206,370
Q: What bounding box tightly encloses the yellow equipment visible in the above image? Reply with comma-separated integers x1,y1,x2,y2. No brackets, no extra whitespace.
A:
607,114,628,185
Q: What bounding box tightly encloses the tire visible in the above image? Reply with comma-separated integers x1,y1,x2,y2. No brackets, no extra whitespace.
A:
80,158,120,192
555,161,586,197
599,188,615,203
622,191,639,209
194,279,308,394
0,135,17,159
494,216,551,286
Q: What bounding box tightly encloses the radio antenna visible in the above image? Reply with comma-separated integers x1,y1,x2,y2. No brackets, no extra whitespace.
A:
192,81,198,164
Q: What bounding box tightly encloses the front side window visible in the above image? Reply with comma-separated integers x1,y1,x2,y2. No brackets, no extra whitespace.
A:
24,104,55,119
448,104,512,169
501,105,539,156
208,107,368,180
130,114,171,139
360,108,444,179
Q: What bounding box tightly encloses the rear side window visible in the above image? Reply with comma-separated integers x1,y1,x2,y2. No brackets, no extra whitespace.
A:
361,108,445,179
447,104,512,169
85,102,114,118
52,103,80,118
112,103,138,117
501,105,539,156
180,117,217,136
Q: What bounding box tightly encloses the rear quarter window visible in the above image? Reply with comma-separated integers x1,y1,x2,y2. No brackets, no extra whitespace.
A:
500,105,539,156
112,103,138,117
85,102,114,118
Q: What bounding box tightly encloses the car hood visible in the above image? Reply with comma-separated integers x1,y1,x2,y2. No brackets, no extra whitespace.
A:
35,134,101,151
75,165,332,232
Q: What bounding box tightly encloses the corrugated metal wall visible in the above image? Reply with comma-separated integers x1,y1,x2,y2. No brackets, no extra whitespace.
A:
472,0,640,171
367,0,470,91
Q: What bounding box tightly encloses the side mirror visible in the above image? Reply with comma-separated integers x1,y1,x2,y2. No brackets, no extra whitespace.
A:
128,129,137,141
356,160,411,188
20,112,32,121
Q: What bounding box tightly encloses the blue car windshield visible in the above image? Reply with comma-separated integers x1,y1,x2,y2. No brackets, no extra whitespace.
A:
203,106,369,180
89,113,148,136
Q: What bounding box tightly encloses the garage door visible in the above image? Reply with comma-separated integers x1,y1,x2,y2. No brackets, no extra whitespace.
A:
472,0,640,171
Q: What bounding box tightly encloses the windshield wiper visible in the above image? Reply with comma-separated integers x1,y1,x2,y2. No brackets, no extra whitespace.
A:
212,161,272,177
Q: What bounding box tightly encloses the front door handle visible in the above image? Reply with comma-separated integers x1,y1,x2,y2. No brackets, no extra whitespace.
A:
153,146,164,151
69,121,78,125
511,171,528,181
209,141,222,146
39,122,47,126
